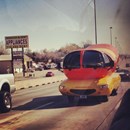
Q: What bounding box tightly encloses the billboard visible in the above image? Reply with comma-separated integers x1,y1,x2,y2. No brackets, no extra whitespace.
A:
5,35,29,48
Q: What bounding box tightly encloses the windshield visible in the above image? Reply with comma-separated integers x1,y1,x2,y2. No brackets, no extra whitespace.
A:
63,51,80,69
83,50,104,68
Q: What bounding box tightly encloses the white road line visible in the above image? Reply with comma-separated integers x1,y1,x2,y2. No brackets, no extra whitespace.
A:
33,102,54,110
0,102,54,124
114,100,121,110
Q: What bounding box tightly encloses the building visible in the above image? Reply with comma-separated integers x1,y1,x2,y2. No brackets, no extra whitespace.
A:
0,54,33,74
14,55,33,73
0,55,12,74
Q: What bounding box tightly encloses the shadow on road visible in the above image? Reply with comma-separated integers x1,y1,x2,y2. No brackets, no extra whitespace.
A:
13,95,105,111
121,78,130,82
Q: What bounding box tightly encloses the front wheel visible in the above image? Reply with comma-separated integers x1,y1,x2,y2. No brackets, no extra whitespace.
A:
111,89,117,96
0,91,12,113
99,96,108,102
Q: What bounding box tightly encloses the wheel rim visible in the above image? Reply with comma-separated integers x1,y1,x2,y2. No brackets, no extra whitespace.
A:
4,96,11,109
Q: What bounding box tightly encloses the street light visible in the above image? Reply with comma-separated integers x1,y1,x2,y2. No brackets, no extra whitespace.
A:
94,0,97,44
110,27,113,45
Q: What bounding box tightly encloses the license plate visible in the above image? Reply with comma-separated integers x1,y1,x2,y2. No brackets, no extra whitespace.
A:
80,95,87,99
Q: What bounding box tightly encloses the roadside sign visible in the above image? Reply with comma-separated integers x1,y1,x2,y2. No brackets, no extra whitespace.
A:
5,35,29,48
13,51,22,56
13,51,22,59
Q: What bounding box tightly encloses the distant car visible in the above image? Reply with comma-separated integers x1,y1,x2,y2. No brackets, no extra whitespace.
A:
45,71,54,77
116,68,130,81
126,63,130,67
44,65,50,70
27,68,35,72
35,66,43,71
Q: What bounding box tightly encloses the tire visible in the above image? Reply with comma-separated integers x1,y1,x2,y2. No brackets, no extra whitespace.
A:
0,91,12,113
99,96,108,102
111,89,117,96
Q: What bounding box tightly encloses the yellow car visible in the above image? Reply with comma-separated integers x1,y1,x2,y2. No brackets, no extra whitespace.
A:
59,72,121,102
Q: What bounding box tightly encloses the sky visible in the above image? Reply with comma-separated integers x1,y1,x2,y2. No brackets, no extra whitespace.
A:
0,0,130,54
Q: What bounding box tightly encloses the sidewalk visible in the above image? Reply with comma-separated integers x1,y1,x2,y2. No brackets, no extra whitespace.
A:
15,70,67,90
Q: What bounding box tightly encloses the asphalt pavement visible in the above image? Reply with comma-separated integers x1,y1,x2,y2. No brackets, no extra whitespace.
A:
14,69,67,90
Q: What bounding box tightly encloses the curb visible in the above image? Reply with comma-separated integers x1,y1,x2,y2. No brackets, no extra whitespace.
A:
18,79,65,90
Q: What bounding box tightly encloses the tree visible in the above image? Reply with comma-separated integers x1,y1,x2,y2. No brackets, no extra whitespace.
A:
25,42,92,63
80,40,92,48
59,43,81,55
0,42,9,55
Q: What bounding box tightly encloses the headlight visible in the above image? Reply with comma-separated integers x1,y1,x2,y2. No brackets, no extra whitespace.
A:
99,84,108,89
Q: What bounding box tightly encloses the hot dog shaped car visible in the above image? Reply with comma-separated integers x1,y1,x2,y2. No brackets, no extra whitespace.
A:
59,44,121,102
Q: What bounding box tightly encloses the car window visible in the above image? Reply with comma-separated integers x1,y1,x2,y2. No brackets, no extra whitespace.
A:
82,50,104,68
63,51,80,69
103,53,111,64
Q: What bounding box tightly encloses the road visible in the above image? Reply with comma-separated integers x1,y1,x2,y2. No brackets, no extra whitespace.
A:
0,81,130,130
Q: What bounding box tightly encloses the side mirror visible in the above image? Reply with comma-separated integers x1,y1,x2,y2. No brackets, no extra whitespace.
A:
110,60,114,67
116,66,119,71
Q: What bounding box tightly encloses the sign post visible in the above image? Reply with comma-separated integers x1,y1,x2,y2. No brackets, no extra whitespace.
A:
5,35,29,77
11,48,14,74
22,47,25,77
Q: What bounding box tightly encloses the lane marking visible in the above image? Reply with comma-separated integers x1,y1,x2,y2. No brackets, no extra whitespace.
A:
0,102,54,124
115,100,121,110
95,96,123,130
33,102,54,110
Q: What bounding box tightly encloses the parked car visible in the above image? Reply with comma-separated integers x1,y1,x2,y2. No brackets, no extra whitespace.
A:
126,63,130,67
0,74,16,113
35,66,43,71
116,68,130,81
45,71,54,77
27,67,35,72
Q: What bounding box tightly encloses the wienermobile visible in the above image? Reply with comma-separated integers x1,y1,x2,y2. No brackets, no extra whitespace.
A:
59,44,121,102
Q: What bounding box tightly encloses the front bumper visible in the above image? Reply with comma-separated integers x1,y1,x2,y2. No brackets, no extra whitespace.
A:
59,80,111,97
59,72,121,97
59,87,111,96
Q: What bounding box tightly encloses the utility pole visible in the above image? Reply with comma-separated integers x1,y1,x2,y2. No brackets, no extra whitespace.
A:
94,0,97,44
11,48,14,74
110,27,113,45
22,47,25,77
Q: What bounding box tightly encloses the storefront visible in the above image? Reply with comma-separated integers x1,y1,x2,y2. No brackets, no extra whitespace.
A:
0,55,12,74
